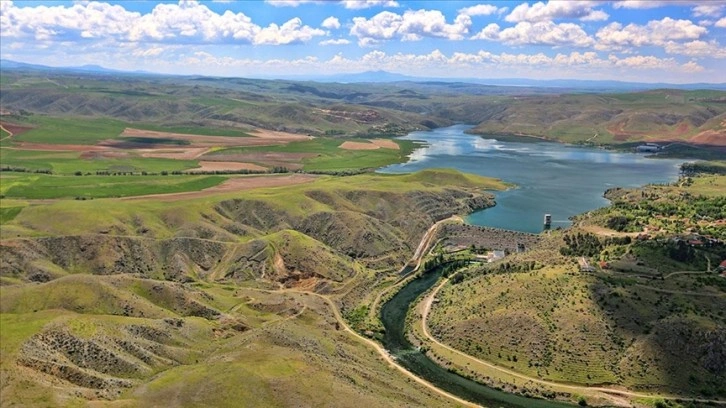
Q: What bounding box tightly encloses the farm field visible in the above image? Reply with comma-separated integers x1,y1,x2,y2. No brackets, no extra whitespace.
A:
1,173,227,199
203,137,417,171
0,114,417,177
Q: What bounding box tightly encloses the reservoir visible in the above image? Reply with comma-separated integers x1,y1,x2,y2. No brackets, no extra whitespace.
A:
381,125,684,233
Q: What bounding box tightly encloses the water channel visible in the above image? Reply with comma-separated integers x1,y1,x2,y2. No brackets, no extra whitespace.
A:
378,125,685,406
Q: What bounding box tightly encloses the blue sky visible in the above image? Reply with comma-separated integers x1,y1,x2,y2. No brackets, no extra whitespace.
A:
1,0,725,83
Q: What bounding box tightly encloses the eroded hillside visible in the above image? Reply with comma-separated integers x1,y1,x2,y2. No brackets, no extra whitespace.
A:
0,169,502,406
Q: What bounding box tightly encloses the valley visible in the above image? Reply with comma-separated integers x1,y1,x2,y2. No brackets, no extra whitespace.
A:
1,67,724,408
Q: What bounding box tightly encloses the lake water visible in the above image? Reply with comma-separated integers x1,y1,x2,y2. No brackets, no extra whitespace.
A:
381,125,684,233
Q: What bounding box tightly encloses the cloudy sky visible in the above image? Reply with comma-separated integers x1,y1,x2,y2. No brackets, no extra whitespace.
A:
1,0,725,83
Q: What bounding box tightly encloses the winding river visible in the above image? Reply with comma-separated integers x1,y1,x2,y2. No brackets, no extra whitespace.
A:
378,125,685,406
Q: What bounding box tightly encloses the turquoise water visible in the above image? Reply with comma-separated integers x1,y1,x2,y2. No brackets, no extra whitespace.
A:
381,125,684,233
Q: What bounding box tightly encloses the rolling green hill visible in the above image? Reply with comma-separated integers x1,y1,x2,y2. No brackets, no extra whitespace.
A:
468,90,726,147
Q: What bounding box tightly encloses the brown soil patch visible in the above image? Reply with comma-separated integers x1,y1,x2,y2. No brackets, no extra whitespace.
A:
689,129,726,146
248,128,313,141
339,141,380,150
79,151,131,159
200,152,314,170
117,128,311,148
370,139,400,149
121,174,317,201
138,147,211,160
188,161,267,172
0,121,33,136
674,122,690,136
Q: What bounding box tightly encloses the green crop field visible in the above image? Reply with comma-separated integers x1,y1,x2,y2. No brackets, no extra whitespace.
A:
0,148,200,174
206,137,418,171
1,173,226,199
5,115,252,146
10,116,128,145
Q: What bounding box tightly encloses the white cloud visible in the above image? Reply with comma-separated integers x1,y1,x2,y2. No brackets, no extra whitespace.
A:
609,54,675,69
596,17,707,50
692,4,725,17
321,16,341,29
132,47,165,57
616,0,726,14
265,0,398,9
473,21,594,47
1,0,139,40
613,1,703,9
717,17,726,27
458,4,500,17
662,40,726,58
309,49,690,77
340,0,399,9
505,1,608,23
320,38,351,45
350,9,471,46
0,1,326,45
681,60,705,72
255,17,325,45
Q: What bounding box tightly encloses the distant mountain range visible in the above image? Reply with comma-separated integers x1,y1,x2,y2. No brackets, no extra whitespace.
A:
2,59,725,91
0,59,155,76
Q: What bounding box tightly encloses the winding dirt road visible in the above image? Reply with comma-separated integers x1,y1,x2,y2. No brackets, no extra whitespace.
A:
242,285,478,407
0,122,13,142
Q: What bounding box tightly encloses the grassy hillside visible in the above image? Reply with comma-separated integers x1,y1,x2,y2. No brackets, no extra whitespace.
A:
0,275,458,407
0,169,504,406
469,90,726,148
1,173,226,199
424,168,726,399
0,71,450,138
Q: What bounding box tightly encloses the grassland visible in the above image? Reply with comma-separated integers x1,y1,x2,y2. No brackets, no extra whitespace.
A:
1,173,226,199
2,66,724,407
4,70,724,160
8,116,128,144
